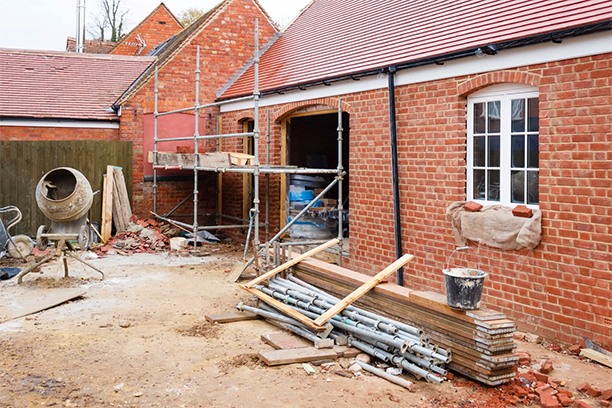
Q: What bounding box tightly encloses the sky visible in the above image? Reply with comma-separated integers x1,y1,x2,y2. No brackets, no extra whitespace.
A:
0,0,311,52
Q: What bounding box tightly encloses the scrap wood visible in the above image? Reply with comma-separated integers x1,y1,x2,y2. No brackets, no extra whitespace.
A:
580,348,612,368
313,253,414,326
261,332,310,350
204,311,259,323
0,288,86,322
101,166,114,243
258,347,338,366
243,238,339,288
111,166,132,233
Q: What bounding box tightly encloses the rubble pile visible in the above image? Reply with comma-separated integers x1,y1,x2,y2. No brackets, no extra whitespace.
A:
95,217,176,255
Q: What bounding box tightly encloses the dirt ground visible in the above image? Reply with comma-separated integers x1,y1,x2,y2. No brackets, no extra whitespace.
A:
1,246,610,408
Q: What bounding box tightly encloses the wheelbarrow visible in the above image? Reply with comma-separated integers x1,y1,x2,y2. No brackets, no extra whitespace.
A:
0,206,34,261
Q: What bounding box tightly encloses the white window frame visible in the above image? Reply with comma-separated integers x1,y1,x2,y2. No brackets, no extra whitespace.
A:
467,83,539,209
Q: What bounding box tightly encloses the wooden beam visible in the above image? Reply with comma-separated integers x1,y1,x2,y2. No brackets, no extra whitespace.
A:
101,165,114,242
313,254,414,326
240,285,325,332
204,311,259,323
580,348,612,368
279,119,287,231
243,238,339,288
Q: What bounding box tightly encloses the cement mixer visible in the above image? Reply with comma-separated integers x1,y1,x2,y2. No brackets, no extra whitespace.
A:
16,167,104,284
35,167,94,251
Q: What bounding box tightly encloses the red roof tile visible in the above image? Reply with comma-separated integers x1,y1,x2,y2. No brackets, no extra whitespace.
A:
0,49,155,121
222,0,612,98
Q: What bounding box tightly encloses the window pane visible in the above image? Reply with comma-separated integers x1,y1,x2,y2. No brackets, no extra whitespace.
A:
528,98,539,132
473,169,485,199
511,99,525,132
488,170,500,201
512,135,525,167
527,134,539,168
527,171,539,204
474,102,485,134
487,101,500,133
474,136,485,167
511,170,525,203
488,135,500,167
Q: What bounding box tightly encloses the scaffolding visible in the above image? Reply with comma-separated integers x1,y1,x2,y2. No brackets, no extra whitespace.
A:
152,19,346,269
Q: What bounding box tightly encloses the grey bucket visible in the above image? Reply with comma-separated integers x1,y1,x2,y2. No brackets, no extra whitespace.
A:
443,247,487,310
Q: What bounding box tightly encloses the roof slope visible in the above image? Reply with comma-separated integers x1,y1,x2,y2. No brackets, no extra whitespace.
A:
0,49,155,121
116,0,278,105
222,0,612,98
110,3,183,56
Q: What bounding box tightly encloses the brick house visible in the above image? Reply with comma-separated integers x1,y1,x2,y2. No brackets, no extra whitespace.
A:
214,0,612,349
0,49,154,232
113,0,278,221
109,3,183,56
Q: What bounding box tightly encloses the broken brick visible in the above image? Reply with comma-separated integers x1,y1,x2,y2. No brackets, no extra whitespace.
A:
573,401,592,408
513,385,529,398
518,352,532,366
586,387,602,398
567,344,582,355
535,372,549,383
540,390,560,408
520,371,537,385
599,400,610,408
537,384,552,396
540,359,554,374
578,383,591,393
557,394,573,407
602,389,612,401
445,372,454,380
464,201,483,212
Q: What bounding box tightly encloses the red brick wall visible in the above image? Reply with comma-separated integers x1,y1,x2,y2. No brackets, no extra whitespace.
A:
119,0,278,224
111,5,182,56
221,53,612,350
0,126,118,141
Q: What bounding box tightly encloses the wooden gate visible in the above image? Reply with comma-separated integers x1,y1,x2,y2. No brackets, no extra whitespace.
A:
0,140,132,236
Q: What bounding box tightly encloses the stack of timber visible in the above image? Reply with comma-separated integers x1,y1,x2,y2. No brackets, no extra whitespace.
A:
292,257,518,386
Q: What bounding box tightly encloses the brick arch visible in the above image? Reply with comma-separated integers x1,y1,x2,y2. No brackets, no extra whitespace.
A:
272,97,353,122
458,70,542,96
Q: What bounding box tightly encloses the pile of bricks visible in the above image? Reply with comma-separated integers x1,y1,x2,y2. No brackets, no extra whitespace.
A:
95,218,171,255
507,353,612,408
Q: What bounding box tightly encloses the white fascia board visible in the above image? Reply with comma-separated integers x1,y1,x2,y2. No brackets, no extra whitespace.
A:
0,119,120,129
220,31,612,113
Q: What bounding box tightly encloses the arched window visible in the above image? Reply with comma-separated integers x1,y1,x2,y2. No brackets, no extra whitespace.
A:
467,84,539,207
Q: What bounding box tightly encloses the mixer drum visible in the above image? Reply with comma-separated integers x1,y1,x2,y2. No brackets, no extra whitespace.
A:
35,167,94,223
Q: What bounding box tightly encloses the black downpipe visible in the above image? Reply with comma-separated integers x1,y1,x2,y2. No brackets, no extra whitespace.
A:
388,66,403,286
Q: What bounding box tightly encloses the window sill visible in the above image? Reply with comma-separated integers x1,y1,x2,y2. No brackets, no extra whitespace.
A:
446,201,542,251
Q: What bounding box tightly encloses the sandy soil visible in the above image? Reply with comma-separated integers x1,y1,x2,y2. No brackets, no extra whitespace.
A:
0,248,610,408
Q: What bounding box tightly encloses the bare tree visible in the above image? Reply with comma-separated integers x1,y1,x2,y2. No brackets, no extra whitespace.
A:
87,0,129,42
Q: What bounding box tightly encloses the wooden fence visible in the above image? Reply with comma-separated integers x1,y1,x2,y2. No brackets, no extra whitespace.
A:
0,140,132,236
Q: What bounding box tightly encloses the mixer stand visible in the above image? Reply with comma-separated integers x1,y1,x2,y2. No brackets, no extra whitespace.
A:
16,238,105,284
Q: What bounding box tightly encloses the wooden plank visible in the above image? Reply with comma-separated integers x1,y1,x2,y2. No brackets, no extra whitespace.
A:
261,332,310,350
333,345,361,358
1,289,86,322
580,348,612,368
258,347,338,366
313,254,414,325
244,239,339,288
240,285,325,332
228,152,254,165
154,152,231,168
101,165,114,242
204,311,259,323
111,167,132,233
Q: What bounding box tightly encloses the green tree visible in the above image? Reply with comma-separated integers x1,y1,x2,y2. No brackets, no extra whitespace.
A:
178,7,206,27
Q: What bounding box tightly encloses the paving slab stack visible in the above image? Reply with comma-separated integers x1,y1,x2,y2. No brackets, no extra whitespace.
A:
292,256,519,385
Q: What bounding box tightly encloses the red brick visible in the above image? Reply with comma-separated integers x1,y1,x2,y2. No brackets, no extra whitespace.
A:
567,344,582,355
464,201,483,212
540,390,560,408
513,205,533,218
602,389,612,401
573,401,592,408
599,400,610,407
586,387,602,398
558,393,574,407
535,372,550,383
518,352,532,366
540,359,554,374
